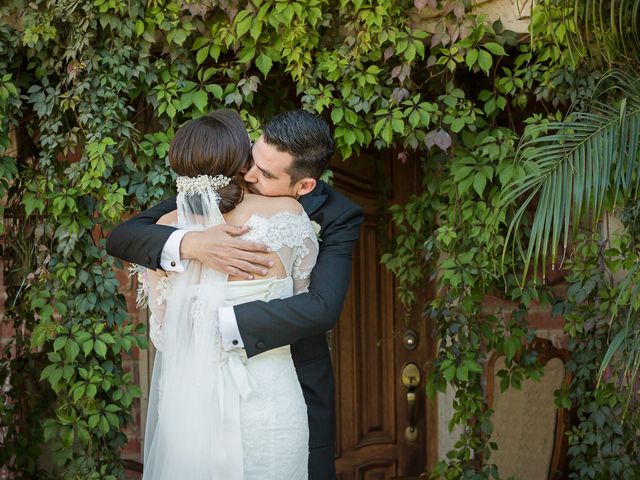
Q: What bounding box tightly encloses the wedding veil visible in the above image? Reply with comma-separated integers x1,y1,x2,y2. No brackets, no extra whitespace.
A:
143,175,252,479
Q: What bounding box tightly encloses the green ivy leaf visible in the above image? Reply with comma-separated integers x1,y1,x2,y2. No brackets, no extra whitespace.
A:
179,91,194,110
73,384,86,402
99,416,110,435
193,90,208,112
344,109,357,126
408,109,420,127
458,175,474,195
209,45,221,62
477,50,493,74
83,339,94,356
483,42,506,56
237,46,256,63
453,166,473,182
331,108,344,124
456,364,469,381
373,118,386,136
451,117,465,133
192,37,210,50
466,48,478,68
94,340,107,358
344,129,356,146
171,29,188,46
61,426,75,448
166,102,177,119
250,19,263,40
381,121,393,144
88,414,100,429
65,340,80,362
135,20,144,36
504,336,520,362
235,12,253,38
54,336,68,352
86,384,97,398
256,53,273,78
196,47,209,66
443,365,456,383
205,84,223,99
391,117,404,134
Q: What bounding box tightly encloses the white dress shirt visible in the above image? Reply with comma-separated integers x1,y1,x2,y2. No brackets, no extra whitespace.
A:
160,229,245,350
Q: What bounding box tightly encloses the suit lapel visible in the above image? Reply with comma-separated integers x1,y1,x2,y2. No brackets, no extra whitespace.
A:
299,182,328,217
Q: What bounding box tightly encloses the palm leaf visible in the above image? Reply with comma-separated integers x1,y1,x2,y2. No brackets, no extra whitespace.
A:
501,70,640,283
557,0,640,65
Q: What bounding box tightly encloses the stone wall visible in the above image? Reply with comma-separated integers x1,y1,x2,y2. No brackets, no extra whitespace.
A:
413,0,534,34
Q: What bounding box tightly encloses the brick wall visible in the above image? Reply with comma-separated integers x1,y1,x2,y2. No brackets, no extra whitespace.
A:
481,284,569,350
116,266,146,474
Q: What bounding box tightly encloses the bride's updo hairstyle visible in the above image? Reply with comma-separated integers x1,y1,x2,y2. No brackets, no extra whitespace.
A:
169,109,250,213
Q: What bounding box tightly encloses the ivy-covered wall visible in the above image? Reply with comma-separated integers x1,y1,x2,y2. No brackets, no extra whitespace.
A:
1,0,638,478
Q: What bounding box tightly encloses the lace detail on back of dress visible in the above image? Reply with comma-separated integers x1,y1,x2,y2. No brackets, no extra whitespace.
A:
239,211,319,291
134,210,319,351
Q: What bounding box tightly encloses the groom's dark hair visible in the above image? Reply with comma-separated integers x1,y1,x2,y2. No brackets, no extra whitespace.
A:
262,109,334,184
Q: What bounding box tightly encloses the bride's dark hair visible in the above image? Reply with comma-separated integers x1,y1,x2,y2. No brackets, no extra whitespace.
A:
169,109,250,213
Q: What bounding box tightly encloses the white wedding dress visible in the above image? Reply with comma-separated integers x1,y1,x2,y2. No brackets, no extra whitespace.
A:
137,185,319,480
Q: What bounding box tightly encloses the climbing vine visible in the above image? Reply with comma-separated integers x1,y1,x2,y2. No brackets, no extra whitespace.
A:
1,0,636,478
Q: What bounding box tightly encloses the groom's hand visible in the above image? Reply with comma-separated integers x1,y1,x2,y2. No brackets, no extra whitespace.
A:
180,224,273,279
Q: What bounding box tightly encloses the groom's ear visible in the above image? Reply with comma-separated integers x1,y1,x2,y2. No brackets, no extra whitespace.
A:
294,177,316,197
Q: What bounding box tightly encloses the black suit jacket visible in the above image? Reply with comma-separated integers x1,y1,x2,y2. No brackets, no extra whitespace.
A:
106,181,364,449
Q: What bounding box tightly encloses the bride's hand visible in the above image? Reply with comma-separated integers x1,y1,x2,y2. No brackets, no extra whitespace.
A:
179,224,273,279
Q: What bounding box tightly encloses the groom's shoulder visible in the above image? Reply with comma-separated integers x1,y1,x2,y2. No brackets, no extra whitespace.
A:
317,181,363,218
318,181,358,208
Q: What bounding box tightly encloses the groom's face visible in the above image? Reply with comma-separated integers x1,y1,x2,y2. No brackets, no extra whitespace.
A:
244,135,299,198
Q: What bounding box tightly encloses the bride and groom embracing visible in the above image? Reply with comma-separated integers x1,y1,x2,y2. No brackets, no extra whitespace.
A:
106,109,363,479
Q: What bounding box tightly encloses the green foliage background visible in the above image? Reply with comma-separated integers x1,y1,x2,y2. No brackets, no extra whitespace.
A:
0,0,638,478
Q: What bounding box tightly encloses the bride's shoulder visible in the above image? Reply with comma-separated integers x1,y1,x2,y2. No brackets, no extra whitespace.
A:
236,194,315,249
157,210,178,226
241,193,303,216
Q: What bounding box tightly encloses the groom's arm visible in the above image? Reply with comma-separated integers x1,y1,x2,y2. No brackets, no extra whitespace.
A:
231,203,364,358
106,197,179,269
106,197,272,275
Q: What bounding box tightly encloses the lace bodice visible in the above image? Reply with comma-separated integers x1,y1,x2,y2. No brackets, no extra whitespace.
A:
138,210,319,351
241,212,319,284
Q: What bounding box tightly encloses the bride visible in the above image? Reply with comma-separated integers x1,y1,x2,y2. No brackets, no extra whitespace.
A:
136,110,318,479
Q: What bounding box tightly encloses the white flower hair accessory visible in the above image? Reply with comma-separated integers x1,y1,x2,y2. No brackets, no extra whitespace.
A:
311,220,322,242
176,174,231,195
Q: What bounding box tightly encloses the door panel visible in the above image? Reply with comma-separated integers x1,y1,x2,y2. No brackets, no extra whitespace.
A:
332,152,433,479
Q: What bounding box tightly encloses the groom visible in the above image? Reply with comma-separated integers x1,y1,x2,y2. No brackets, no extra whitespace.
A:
107,109,363,479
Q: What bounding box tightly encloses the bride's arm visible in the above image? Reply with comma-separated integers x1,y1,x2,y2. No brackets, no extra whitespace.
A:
146,269,168,351
141,211,177,351
292,236,319,295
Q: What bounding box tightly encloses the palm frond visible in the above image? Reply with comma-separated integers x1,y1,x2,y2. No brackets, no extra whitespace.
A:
557,0,640,65
502,70,640,283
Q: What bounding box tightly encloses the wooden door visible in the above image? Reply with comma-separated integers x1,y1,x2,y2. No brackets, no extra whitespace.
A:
331,152,435,479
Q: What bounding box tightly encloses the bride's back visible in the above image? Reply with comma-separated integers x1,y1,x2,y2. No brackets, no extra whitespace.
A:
224,192,304,282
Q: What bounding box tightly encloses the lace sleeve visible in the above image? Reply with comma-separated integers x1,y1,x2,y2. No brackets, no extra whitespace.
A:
130,264,169,351
292,229,319,295
240,210,320,294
